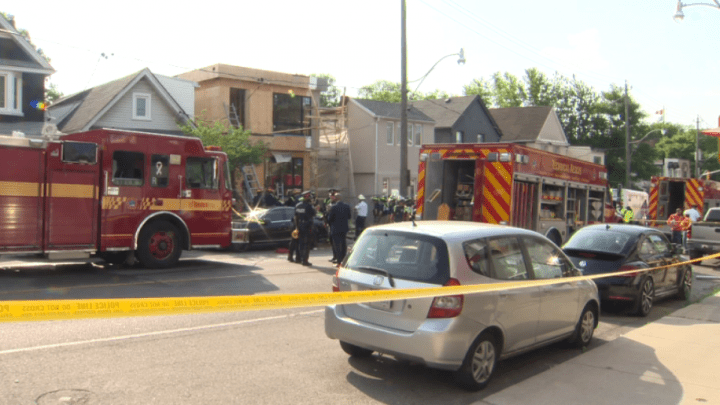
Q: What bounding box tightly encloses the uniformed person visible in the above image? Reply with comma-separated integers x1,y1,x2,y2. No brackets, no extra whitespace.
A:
294,192,316,266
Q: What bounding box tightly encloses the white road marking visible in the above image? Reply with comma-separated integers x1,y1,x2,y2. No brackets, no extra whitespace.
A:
0,309,324,356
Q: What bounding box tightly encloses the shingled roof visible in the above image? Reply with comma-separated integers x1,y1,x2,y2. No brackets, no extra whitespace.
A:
50,68,190,134
352,98,434,122
488,105,555,142
412,95,503,135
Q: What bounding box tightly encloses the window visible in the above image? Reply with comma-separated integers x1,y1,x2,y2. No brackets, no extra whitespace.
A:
62,142,97,164
112,151,144,186
593,156,602,165
647,234,670,255
0,71,22,115
133,93,151,120
455,131,463,143
150,154,170,187
224,160,233,191
524,237,572,279
407,123,413,146
273,93,311,135
414,125,422,146
386,122,394,145
186,157,218,189
463,239,491,277
488,237,528,280
477,134,484,143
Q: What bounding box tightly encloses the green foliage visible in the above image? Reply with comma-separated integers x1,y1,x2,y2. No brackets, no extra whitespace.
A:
656,124,720,177
358,80,454,102
178,118,267,172
312,73,341,107
46,82,63,103
462,78,493,106
492,72,526,108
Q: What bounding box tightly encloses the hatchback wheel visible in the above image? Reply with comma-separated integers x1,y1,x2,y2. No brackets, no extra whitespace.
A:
569,304,596,348
676,268,692,301
339,341,373,358
635,278,654,317
455,332,498,391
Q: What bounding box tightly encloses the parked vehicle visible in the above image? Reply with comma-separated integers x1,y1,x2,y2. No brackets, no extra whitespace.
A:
563,224,692,317
325,221,599,391
232,206,327,250
0,129,235,269
687,207,720,262
417,143,609,246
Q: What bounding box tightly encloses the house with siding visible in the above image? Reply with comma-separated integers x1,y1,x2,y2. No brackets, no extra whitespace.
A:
0,14,55,136
489,105,605,165
347,98,435,201
48,68,196,136
411,95,503,144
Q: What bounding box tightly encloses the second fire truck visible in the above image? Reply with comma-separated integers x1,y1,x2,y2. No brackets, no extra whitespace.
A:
417,143,609,245
0,128,236,268
647,175,720,229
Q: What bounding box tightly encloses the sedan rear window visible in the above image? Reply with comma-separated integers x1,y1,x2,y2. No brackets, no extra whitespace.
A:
346,230,450,284
564,230,631,254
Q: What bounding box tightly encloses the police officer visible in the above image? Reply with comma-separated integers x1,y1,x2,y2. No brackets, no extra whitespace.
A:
621,206,634,224
294,192,316,266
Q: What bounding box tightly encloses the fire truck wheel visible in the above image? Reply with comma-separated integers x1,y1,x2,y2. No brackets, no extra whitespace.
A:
137,220,182,269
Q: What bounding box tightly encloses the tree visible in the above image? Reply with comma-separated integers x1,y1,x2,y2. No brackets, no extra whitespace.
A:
46,82,63,104
178,118,267,173
463,78,494,106
491,72,526,108
312,73,341,107
358,80,453,102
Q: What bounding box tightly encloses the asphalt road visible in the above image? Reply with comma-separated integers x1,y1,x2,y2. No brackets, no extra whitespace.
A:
1,246,719,404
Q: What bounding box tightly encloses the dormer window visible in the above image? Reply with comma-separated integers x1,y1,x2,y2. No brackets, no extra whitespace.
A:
132,93,151,120
0,71,23,116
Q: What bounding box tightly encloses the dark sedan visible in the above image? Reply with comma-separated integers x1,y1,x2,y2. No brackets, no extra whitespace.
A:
562,224,692,317
232,206,327,250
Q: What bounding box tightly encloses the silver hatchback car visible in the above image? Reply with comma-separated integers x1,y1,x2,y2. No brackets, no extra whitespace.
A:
325,221,599,390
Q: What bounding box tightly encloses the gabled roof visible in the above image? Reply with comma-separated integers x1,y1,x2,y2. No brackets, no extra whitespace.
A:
0,14,54,74
411,95,503,134
488,105,555,142
352,98,434,123
49,68,191,134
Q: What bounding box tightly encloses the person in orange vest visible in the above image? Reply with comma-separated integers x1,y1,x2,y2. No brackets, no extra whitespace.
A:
667,208,685,245
680,213,692,253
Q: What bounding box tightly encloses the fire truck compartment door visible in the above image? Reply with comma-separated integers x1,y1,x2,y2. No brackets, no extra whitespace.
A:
45,159,99,249
423,158,444,220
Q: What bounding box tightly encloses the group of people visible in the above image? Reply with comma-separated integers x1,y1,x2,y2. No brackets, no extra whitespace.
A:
372,196,415,224
667,204,701,250
286,189,370,267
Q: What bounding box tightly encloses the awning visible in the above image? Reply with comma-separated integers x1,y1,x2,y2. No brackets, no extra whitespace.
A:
271,152,293,163
702,127,720,137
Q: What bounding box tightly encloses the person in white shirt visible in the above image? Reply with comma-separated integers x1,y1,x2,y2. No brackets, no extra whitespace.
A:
354,195,368,240
684,205,702,222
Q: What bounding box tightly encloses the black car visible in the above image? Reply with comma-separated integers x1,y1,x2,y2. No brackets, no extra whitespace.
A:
232,206,328,250
563,224,692,317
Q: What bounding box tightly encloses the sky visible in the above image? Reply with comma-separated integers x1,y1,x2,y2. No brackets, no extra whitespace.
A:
5,0,720,131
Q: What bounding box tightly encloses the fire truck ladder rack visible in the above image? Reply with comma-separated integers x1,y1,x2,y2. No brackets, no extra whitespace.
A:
224,103,242,128
241,165,262,203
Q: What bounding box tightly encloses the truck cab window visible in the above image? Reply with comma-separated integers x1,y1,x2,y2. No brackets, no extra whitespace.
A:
112,151,144,186
151,154,169,187
62,142,97,164
186,157,218,189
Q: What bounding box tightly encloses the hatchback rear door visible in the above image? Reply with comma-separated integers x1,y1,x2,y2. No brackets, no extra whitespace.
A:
337,231,450,333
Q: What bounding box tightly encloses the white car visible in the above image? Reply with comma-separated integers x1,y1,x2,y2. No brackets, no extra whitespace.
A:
325,221,599,391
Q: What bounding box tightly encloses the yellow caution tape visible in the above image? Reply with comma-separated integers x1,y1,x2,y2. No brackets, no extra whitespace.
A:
1,252,717,324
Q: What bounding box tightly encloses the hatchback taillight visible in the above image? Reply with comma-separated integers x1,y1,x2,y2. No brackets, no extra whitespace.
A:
427,278,464,319
332,269,340,292
617,264,641,278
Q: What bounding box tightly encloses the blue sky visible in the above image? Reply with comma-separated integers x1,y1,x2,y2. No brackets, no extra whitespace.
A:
7,0,720,130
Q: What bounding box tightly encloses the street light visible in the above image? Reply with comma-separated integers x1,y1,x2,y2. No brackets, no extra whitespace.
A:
399,48,465,197
673,0,720,21
626,128,666,188
630,128,666,156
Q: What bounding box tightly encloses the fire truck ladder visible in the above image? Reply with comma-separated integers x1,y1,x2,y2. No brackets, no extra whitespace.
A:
224,103,242,128
241,165,262,203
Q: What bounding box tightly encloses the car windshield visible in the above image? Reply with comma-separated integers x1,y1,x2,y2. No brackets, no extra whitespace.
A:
346,230,450,285
563,229,632,255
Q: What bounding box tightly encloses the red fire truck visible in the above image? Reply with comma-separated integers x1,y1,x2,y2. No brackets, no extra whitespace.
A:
648,176,720,228
0,129,235,268
417,143,609,245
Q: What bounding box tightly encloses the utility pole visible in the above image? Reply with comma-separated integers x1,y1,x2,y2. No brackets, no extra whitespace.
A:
696,115,701,178
399,0,409,197
624,81,631,188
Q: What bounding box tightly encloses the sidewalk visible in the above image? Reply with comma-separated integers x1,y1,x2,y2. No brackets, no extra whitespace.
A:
479,291,720,405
